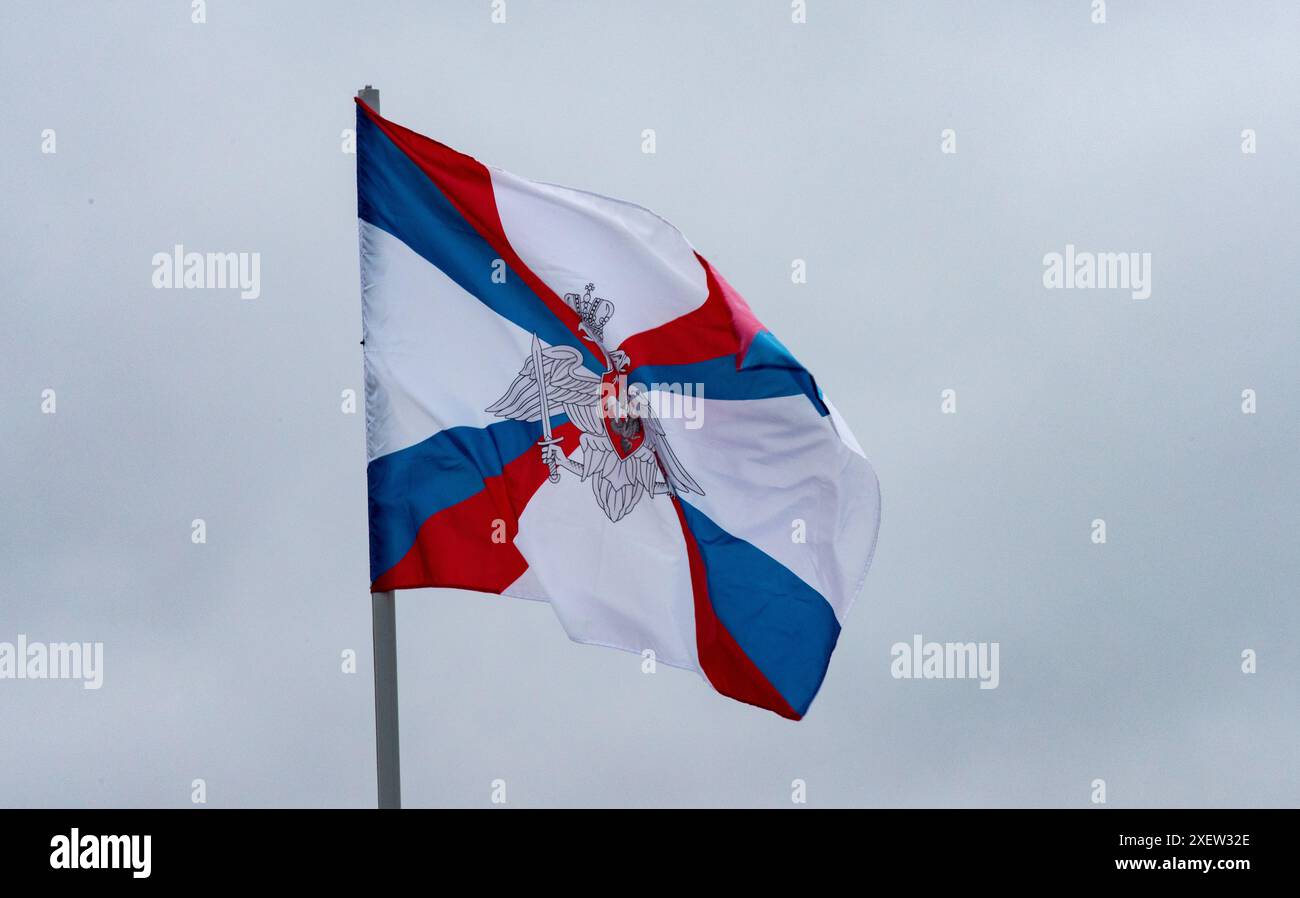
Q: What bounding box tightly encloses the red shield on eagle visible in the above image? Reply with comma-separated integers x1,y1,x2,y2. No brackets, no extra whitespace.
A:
600,371,646,459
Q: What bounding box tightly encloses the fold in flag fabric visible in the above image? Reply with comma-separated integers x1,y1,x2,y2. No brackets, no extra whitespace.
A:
355,99,880,719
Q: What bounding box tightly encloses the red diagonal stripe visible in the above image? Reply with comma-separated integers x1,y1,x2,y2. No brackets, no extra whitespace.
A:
670,497,801,721
371,422,583,593
356,98,604,365
617,252,767,370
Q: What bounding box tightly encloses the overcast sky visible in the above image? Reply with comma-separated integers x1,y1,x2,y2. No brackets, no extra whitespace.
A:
2,1,1297,808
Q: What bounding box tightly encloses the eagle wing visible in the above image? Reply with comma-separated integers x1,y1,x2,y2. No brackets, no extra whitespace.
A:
640,401,704,497
485,344,602,428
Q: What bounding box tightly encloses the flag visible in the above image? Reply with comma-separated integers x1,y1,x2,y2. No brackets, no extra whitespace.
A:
355,99,880,719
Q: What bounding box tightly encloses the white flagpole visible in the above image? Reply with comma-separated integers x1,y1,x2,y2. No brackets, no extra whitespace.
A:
358,83,401,810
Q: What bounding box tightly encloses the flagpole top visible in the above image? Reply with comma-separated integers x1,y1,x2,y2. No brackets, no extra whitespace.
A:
357,85,380,114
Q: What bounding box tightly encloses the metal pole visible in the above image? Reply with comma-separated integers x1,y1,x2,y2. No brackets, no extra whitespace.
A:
371,590,400,808
358,84,400,809
357,84,380,113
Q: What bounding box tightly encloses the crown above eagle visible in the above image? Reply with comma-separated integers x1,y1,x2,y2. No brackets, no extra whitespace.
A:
564,283,615,342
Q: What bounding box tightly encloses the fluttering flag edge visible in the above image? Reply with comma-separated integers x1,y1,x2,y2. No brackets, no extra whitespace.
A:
354,98,882,720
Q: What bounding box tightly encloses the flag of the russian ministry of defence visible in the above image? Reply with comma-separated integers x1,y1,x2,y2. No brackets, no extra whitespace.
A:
355,99,880,720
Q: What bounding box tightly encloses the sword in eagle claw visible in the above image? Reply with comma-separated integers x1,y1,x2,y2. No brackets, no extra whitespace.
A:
531,333,562,483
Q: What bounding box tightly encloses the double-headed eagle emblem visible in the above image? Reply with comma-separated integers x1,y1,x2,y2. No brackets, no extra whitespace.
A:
486,284,703,523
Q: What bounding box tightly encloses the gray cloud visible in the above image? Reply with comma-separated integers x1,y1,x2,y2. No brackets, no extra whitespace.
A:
1,0,1296,807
